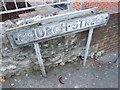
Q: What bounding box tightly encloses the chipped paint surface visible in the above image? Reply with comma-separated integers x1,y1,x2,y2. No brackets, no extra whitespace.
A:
6,12,109,47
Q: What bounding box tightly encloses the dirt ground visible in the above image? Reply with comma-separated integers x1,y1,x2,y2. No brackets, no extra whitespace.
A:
1,52,119,88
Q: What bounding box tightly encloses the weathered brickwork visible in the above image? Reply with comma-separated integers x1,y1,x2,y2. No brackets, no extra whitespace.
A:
74,0,119,53
96,14,119,53
74,0,118,11
80,13,119,53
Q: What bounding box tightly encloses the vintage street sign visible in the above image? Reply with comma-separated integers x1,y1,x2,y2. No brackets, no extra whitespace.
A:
6,7,110,77
6,12,109,47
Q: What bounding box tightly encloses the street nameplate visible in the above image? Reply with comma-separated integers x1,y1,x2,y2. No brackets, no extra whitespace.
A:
6,11,109,48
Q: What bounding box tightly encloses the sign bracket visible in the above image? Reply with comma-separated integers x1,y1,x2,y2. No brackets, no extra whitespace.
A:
83,28,94,66
34,42,46,77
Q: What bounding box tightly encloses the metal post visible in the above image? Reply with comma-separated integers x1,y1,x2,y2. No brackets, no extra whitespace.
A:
34,43,46,77
83,28,94,66
13,0,18,9
67,0,72,11
25,0,28,8
69,0,74,11
67,0,74,11
2,0,7,11
80,0,84,10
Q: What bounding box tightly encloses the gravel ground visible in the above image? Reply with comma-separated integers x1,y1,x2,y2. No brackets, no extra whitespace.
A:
1,52,119,88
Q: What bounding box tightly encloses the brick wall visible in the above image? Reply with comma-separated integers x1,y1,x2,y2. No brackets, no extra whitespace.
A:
73,0,119,53
94,13,119,53
80,12,119,53
74,0,119,11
